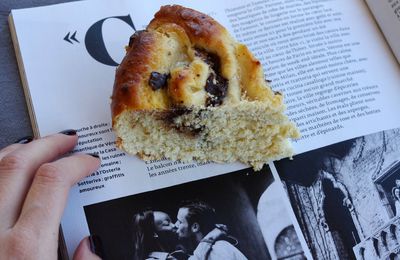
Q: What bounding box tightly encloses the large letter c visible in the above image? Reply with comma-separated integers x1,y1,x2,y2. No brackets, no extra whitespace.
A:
85,15,136,66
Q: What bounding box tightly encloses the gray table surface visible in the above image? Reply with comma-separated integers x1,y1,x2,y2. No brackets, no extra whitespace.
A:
0,0,78,150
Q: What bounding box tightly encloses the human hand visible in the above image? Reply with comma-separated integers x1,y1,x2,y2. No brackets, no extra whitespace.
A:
0,131,101,260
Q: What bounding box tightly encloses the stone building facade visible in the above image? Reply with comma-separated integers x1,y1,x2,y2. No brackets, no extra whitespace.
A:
278,128,400,259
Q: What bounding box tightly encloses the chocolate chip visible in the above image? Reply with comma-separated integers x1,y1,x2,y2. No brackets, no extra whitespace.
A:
205,73,228,106
195,48,221,74
195,48,228,106
149,72,170,90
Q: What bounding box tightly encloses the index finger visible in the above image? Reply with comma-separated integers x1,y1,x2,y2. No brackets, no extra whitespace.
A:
0,133,78,230
14,153,100,241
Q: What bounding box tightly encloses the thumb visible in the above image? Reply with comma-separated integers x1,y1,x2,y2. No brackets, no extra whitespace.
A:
73,236,103,260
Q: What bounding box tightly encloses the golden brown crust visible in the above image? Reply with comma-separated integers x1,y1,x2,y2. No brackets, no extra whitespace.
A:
147,5,238,96
112,5,282,126
111,5,299,168
112,31,157,119
235,44,282,105
148,5,228,50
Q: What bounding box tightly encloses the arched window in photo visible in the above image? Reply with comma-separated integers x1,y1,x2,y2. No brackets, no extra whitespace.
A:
372,161,400,218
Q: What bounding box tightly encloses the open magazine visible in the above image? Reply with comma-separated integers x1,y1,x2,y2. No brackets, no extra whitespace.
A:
8,0,400,259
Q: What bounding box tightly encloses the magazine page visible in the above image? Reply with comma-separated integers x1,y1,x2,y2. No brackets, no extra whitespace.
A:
274,127,400,259
365,0,400,62
9,0,308,258
9,0,400,258
222,0,400,155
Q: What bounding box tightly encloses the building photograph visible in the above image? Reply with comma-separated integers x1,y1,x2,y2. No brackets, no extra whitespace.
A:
276,128,400,259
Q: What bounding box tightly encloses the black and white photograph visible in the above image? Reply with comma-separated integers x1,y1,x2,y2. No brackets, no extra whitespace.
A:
84,166,305,260
275,128,400,260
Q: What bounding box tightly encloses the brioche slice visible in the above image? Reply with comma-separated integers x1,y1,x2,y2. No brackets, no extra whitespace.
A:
111,5,299,170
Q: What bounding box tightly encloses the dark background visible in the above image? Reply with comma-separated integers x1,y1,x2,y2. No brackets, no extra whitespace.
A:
0,0,79,149
84,167,274,260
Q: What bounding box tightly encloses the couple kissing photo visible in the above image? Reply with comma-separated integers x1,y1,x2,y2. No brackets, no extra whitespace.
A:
84,166,305,260
131,201,245,260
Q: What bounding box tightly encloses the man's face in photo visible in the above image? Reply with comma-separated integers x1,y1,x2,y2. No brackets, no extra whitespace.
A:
175,207,191,239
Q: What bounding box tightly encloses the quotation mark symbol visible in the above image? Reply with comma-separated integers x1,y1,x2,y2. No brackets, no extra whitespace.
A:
64,31,80,44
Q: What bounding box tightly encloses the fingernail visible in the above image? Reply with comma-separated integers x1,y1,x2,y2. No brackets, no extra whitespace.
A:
89,234,104,258
59,129,77,135
88,153,100,158
14,136,33,144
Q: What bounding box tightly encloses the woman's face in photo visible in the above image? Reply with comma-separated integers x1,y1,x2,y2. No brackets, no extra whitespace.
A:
395,188,400,199
153,211,176,232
